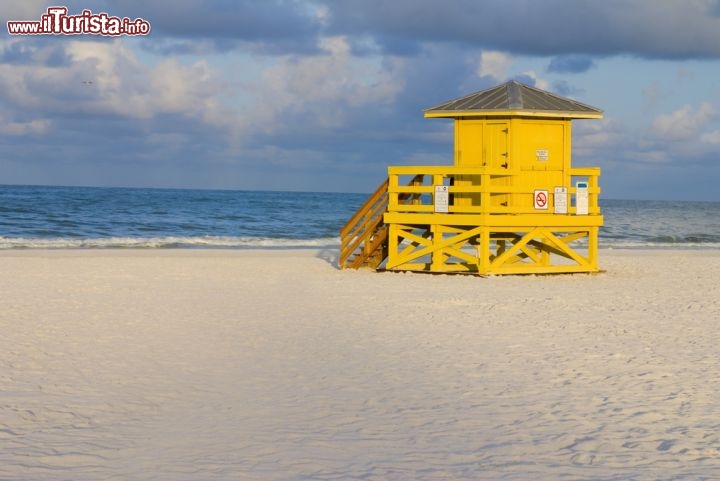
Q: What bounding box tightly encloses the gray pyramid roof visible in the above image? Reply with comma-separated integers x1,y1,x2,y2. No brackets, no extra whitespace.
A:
424,80,603,119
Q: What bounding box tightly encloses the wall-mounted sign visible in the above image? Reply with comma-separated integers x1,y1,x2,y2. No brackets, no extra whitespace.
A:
534,189,549,210
554,186,568,214
434,185,449,213
576,181,589,215
535,149,549,161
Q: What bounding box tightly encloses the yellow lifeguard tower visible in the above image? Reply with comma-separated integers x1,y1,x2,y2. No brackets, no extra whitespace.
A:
340,80,604,275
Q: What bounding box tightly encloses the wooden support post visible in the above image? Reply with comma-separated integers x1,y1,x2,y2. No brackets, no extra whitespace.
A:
431,224,444,271
588,226,599,271
478,226,490,275
387,223,399,269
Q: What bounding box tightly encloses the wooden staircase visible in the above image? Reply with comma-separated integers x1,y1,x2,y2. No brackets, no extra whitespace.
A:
340,176,424,270
339,178,390,269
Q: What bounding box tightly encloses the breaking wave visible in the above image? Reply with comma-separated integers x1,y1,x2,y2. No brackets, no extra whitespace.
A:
0,236,340,250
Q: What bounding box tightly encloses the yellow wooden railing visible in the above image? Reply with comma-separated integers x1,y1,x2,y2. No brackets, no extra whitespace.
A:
339,178,389,269
339,175,426,269
340,167,601,271
387,166,601,215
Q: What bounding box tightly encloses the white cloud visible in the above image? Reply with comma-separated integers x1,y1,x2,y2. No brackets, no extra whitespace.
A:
700,130,720,144
0,33,407,162
0,116,50,136
0,39,230,132
0,0,50,23
65,40,230,124
314,3,330,27
148,58,231,126
243,35,404,134
519,70,549,90
652,102,718,141
574,119,618,149
572,118,630,164
477,51,512,79
64,40,150,116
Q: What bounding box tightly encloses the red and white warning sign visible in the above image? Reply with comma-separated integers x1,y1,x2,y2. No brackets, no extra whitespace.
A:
534,189,549,210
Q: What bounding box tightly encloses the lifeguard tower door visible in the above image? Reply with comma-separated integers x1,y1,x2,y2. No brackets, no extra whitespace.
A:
485,122,509,169
455,121,483,206
485,122,510,207
456,120,511,208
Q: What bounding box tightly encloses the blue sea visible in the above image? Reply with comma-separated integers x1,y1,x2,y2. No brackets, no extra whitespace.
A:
0,184,719,250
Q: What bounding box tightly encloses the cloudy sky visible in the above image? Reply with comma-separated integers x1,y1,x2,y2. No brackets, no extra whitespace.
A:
2,0,720,200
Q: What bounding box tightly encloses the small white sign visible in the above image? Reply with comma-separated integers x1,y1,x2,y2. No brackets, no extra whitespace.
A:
536,149,549,161
554,186,568,214
434,185,449,213
576,181,589,215
534,189,549,210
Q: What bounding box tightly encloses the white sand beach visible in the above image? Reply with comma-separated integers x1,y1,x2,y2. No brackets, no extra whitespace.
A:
1,248,719,480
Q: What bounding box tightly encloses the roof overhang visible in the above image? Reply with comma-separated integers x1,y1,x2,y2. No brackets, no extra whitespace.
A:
424,109,604,120
423,81,604,120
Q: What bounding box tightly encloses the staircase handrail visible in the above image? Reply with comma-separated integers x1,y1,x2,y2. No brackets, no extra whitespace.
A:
339,178,389,268
339,175,426,269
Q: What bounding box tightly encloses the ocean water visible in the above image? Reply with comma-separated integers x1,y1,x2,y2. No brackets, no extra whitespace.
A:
0,184,718,249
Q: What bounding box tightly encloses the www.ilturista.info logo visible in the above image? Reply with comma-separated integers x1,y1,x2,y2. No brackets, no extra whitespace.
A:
7,6,150,36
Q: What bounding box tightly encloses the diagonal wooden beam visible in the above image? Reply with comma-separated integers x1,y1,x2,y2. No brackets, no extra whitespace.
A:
538,228,588,266
524,229,589,260
490,228,539,268
397,228,432,247
443,246,480,265
386,225,484,269
518,243,541,264
394,227,432,262
557,231,587,244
